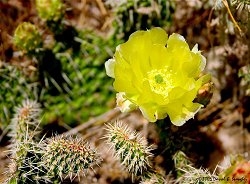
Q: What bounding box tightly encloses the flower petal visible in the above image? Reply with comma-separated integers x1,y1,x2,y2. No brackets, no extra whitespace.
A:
191,44,206,72
166,102,203,126
118,28,168,74
167,33,189,50
113,51,138,93
147,27,168,45
166,33,192,72
116,92,137,113
139,104,157,122
105,59,115,78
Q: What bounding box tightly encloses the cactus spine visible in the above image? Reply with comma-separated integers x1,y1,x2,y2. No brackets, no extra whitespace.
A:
41,135,101,181
6,100,43,184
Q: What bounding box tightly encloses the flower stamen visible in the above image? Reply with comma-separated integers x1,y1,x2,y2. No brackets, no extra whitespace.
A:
154,74,164,84
146,68,174,96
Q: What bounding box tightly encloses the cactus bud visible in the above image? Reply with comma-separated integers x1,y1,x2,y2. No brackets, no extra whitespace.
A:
13,22,42,53
194,81,213,107
36,0,65,22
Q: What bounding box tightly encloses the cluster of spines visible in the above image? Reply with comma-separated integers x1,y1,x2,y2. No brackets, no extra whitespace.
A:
0,62,37,129
105,121,153,178
173,151,218,184
6,100,44,184
9,100,41,143
41,135,100,181
140,170,167,184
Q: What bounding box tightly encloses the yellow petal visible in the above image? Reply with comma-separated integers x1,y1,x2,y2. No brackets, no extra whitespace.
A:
137,80,168,105
167,33,189,50
147,27,168,45
118,28,168,74
139,104,157,122
128,27,168,46
168,87,187,101
166,102,203,126
192,44,206,72
113,74,137,93
166,33,197,74
182,52,201,77
113,51,138,93
148,45,170,70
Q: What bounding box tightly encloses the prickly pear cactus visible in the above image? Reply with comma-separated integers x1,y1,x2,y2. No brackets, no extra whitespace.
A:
13,22,42,54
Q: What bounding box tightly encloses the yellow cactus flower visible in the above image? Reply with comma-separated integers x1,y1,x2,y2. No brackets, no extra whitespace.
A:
105,27,210,126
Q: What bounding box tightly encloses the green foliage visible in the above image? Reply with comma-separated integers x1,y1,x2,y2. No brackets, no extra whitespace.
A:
11,0,120,127
41,31,118,126
108,0,175,40
13,22,42,54
11,21,118,127
0,63,37,129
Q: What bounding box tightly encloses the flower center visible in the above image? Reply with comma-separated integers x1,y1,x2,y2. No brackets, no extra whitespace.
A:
155,74,164,84
146,68,174,95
